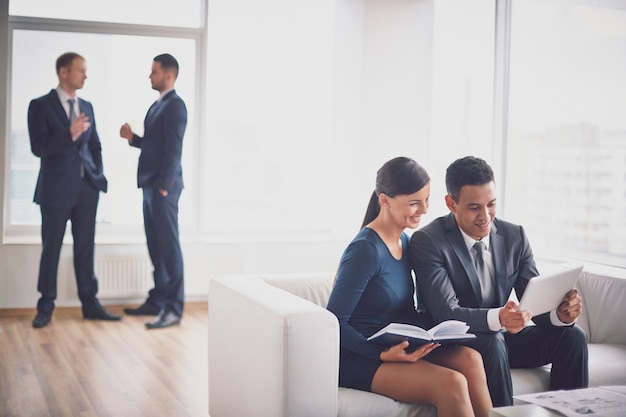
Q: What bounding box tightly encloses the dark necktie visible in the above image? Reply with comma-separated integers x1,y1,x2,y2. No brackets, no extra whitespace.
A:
68,98,76,123
68,98,96,178
474,241,495,306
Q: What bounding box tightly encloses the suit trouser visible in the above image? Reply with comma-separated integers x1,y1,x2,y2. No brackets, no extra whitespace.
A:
36,177,100,314
466,325,588,407
142,186,185,317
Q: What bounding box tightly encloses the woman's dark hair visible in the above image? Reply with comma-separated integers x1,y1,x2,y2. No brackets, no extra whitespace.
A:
361,157,430,228
445,156,494,202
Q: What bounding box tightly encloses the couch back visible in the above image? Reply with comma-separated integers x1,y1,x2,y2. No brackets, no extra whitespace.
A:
261,273,334,307
576,271,626,344
260,270,626,346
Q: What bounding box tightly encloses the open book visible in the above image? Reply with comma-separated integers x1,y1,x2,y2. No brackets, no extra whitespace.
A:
367,320,476,350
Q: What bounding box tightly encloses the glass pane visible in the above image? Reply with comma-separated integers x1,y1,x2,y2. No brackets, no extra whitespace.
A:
10,29,196,227
505,0,626,267
9,0,204,28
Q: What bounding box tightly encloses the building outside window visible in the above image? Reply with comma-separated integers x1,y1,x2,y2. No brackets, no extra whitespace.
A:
504,0,626,268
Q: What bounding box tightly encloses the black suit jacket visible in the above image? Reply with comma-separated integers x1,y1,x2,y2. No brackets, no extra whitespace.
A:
410,213,553,333
28,89,107,208
130,90,187,191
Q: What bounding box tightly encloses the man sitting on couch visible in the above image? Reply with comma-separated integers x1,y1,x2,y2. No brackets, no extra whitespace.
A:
410,156,589,407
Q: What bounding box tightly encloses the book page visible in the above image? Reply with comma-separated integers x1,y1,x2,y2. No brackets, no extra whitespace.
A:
378,323,430,339
429,320,470,337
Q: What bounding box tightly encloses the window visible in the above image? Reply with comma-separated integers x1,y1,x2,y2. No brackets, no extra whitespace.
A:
5,5,203,240
504,0,626,267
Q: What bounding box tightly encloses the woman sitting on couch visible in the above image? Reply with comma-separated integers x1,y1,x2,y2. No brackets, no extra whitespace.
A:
327,156,492,417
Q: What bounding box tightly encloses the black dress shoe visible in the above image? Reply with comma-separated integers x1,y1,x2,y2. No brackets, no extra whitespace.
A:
124,303,161,316
83,304,122,321
145,309,181,329
32,312,51,329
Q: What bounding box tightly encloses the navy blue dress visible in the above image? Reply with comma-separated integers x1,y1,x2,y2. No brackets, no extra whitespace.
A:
327,228,430,391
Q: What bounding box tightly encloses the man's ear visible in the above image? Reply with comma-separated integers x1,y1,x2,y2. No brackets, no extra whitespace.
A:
445,194,456,213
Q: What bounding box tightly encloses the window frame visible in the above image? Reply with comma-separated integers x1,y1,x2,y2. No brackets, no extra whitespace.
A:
3,13,207,244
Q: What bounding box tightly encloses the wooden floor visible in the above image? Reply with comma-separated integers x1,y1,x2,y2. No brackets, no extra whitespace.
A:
0,302,208,417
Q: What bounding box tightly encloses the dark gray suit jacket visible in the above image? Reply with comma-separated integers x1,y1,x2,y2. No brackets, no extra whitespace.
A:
410,213,552,333
28,89,107,208
129,89,187,191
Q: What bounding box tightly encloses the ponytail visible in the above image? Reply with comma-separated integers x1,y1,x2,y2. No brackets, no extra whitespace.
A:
360,191,380,229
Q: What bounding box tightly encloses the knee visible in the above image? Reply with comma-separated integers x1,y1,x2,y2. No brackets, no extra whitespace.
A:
567,325,588,345
560,325,588,355
458,346,488,382
458,346,485,369
441,371,471,402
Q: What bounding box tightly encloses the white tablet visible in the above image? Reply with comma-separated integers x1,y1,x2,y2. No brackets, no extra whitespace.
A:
517,264,583,316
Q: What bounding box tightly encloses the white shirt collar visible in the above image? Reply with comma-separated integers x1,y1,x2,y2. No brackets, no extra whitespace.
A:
156,88,174,102
56,86,77,102
458,227,491,253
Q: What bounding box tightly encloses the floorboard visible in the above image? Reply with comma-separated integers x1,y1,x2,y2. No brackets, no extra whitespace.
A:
0,303,208,417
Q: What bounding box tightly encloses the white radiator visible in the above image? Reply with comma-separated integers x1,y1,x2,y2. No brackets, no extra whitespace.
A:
95,255,153,298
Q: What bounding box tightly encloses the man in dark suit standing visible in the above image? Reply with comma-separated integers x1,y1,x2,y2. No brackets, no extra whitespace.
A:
28,52,121,328
119,53,187,329
410,156,588,407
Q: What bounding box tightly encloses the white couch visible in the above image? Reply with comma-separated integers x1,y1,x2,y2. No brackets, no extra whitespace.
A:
207,270,626,417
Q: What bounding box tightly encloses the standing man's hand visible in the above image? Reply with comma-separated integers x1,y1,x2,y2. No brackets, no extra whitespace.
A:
557,289,583,324
500,300,532,334
70,113,91,141
119,123,133,142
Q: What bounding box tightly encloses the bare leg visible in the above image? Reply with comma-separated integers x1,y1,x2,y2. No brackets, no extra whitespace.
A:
426,346,493,417
371,359,474,417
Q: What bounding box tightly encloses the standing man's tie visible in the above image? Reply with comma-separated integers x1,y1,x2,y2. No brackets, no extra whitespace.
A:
68,98,95,177
474,241,495,306
68,98,76,123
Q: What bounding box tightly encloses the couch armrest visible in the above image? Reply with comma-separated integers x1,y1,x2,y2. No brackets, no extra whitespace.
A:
208,275,340,417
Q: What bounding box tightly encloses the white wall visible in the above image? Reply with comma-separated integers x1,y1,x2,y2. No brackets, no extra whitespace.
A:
0,240,349,308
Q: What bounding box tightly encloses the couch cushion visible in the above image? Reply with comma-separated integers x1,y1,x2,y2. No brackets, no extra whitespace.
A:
509,343,626,400
511,367,551,398
588,343,626,387
338,388,436,417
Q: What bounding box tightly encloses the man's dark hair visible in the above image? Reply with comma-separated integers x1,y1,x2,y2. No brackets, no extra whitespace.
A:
154,53,179,79
445,156,495,202
56,52,84,74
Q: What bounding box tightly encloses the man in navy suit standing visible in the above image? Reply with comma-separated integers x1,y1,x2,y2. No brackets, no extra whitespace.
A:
410,156,588,407
120,53,187,329
28,52,121,328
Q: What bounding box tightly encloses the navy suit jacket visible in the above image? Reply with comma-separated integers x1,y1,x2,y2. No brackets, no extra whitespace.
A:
410,213,553,333
28,89,107,208
130,90,187,191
